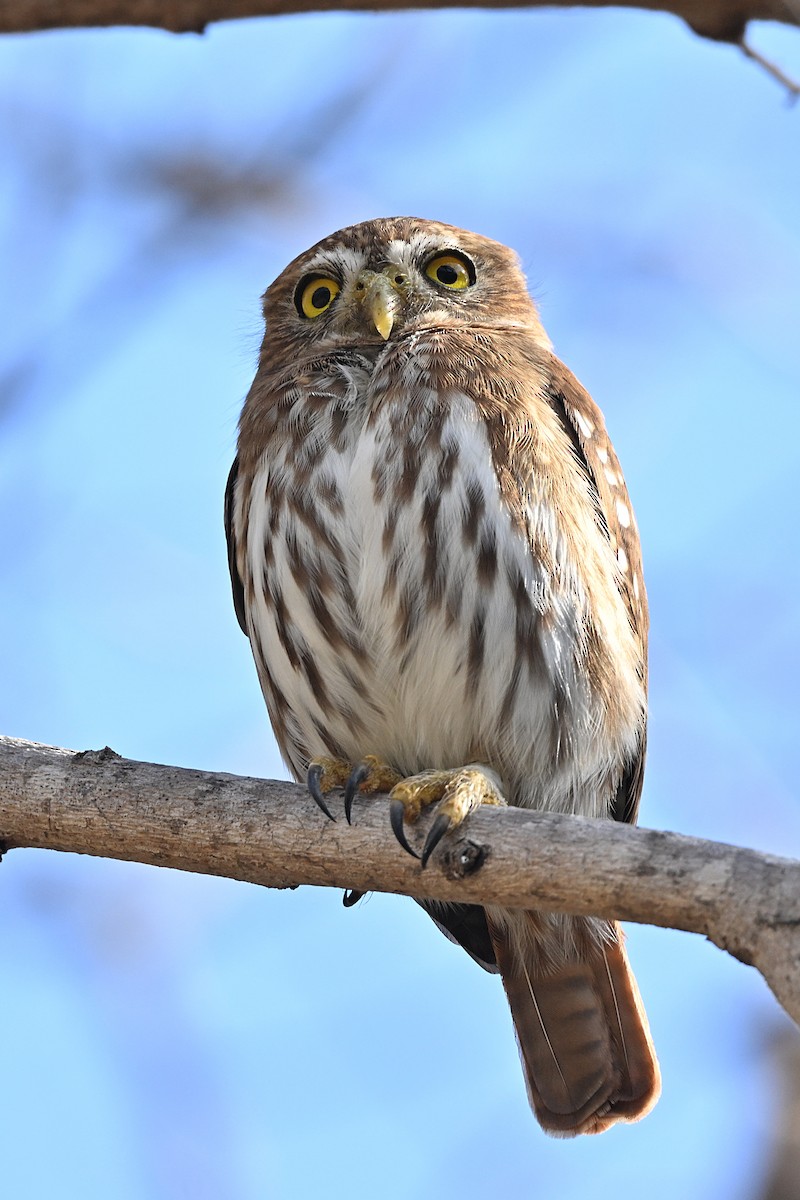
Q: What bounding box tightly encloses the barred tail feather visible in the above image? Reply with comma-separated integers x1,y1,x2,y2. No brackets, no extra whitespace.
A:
492,917,660,1136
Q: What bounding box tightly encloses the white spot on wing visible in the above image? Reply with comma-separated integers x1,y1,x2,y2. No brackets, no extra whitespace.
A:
616,499,631,528
604,466,618,487
596,446,609,465
633,573,640,601
617,546,629,573
573,410,594,439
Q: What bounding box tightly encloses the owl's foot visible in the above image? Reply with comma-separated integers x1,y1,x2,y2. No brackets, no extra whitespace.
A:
307,757,350,820
388,765,506,867
343,756,403,824
306,755,401,823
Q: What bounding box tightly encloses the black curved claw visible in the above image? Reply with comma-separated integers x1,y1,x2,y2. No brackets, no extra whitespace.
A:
342,889,364,907
389,798,420,859
421,812,452,868
344,761,371,825
307,764,335,821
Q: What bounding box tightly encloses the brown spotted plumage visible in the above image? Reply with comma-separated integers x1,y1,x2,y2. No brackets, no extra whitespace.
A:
225,217,660,1135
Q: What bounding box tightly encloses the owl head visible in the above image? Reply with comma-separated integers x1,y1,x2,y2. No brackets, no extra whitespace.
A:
259,217,550,359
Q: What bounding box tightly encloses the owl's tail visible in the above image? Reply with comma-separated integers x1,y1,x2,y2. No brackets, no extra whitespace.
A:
490,915,660,1136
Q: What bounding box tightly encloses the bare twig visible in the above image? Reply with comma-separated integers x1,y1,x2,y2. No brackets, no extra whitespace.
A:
1,0,798,40
2,734,800,1026
740,34,800,100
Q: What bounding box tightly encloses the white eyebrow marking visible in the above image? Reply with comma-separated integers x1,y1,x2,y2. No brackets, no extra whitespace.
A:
303,245,366,279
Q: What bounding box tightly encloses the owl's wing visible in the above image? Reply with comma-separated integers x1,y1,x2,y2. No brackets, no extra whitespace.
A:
225,456,249,637
416,899,499,973
543,353,648,827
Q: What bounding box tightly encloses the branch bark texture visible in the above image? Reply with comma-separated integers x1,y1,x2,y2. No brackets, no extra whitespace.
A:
3,0,799,41
2,734,800,1025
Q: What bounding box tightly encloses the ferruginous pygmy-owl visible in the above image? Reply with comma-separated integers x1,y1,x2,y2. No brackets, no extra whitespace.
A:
225,217,660,1136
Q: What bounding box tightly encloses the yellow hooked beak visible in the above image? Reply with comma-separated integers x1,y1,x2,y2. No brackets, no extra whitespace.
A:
357,269,405,341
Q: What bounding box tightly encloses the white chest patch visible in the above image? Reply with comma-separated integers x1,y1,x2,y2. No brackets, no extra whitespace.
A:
244,366,642,816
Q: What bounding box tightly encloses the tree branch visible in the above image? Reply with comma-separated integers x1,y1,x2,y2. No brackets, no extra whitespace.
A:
2,734,800,1024
2,0,798,41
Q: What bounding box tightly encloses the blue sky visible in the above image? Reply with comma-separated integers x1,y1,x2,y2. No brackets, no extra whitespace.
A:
1,9,799,1198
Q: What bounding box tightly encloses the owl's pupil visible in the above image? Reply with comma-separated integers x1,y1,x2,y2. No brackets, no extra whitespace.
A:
437,265,459,285
311,285,331,310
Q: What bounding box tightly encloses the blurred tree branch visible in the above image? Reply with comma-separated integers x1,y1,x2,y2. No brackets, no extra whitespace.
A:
758,1023,800,1200
2,0,799,42
3,733,800,1028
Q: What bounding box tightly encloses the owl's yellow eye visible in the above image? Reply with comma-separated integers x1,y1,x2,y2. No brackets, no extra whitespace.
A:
425,252,475,291
296,275,341,319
